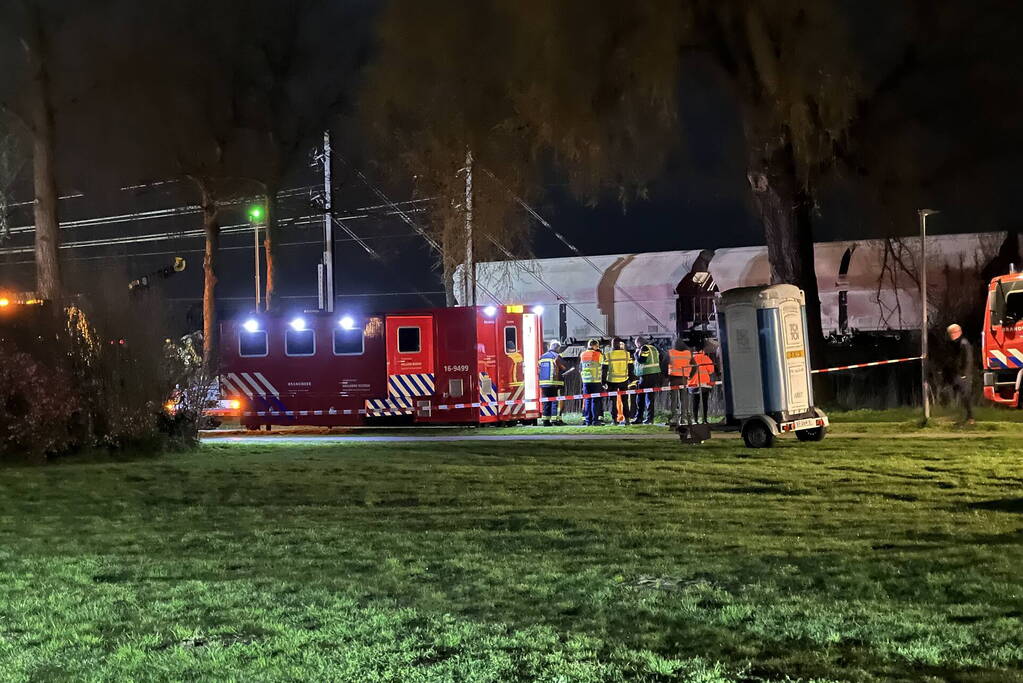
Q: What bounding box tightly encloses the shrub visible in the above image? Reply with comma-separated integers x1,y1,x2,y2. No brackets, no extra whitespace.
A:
0,277,205,459
0,343,78,461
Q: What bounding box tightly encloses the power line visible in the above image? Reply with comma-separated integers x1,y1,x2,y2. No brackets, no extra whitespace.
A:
2,232,421,266
481,165,671,335
335,156,606,335
166,290,445,303
335,156,505,303
0,206,429,255
477,229,607,337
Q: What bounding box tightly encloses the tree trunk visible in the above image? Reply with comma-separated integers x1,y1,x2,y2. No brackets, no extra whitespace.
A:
440,225,459,307
442,257,457,307
196,180,220,369
262,187,280,312
24,2,61,300
747,145,825,366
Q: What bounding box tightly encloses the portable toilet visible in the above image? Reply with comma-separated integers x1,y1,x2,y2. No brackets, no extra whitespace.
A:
718,284,828,447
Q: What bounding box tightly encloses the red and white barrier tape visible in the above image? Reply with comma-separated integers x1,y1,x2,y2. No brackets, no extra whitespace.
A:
810,356,923,374
240,356,923,417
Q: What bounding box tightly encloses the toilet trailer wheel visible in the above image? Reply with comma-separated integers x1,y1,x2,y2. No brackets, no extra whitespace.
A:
741,419,774,449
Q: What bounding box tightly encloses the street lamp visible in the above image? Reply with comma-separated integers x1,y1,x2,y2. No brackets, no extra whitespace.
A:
249,204,266,310
919,208,939,421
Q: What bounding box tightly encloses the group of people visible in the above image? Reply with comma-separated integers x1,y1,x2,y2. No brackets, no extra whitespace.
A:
537,336,718,427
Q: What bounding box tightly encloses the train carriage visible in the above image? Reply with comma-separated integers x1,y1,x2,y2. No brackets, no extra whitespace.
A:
219,305,542,429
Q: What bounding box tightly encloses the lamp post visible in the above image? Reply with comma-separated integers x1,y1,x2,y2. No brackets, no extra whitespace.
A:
249,205,265,311
919,209,939,420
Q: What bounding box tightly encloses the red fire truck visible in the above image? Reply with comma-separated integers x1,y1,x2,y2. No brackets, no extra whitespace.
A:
219,305,543,429
983,271,1023,406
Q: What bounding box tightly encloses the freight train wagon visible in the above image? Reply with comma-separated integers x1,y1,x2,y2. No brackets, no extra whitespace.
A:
219,305,543,429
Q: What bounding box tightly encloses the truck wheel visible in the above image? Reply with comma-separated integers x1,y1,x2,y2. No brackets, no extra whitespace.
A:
796,427,827,442
742,420,774,448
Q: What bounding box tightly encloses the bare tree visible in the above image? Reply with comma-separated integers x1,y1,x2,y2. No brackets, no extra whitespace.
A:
0,1,72,299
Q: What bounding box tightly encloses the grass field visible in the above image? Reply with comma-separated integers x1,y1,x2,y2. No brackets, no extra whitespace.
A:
2,432,1023,681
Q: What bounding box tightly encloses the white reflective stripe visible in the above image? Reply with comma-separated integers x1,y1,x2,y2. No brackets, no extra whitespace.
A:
229,373,254,398
992,350,1008,364
220,375,241,396
240,373,268,397
511,385,525,414
254,372,280,396
1009,349,1023,363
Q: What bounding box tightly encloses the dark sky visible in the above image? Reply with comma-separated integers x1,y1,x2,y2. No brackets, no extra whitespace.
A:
2,0,1022,327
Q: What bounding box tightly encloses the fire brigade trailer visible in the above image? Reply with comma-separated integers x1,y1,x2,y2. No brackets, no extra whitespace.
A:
219,305,543,429
678,284,829,448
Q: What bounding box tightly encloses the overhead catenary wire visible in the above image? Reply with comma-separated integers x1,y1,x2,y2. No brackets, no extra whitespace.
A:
0,204,428,255
481,165,672,336
335,156,509,307
2,232,423,266
166,290,446,303
336,156,608,337
1,184,324,237
478,230,607,337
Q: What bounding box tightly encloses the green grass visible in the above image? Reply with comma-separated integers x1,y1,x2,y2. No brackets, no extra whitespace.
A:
3,436,1023,681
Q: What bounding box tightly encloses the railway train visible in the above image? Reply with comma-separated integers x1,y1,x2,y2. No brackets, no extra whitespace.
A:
455,232,1012,344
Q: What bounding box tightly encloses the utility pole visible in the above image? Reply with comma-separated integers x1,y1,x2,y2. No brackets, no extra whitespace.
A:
322,131,335,312
249,205,264,311
463,147,475,307
919,209,939,420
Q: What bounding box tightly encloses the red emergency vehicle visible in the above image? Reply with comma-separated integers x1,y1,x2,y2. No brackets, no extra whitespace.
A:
982,271,1023,406
219,305,543,428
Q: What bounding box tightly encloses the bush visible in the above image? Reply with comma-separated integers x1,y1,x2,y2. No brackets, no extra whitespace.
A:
0,343,78,461
0,281,205,460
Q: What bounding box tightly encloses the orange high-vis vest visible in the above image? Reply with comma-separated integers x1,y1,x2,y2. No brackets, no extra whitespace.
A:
667,349,693,378
579,349,604,383
688,351,715,389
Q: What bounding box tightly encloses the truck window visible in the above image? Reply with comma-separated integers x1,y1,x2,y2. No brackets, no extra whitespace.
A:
1005,291,1023,323
333,328,364,355
504,325,518,353
398,326,421,353
239,330,268,357
285,328,315,356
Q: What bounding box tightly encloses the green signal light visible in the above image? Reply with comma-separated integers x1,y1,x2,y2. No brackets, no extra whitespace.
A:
248,205,265,221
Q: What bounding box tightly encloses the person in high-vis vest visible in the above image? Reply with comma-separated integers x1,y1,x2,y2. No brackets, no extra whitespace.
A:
632,336,664,424
666,337,692,426
538,341,568,426
688,343,716,424
605,337,634,425
579,338,606,426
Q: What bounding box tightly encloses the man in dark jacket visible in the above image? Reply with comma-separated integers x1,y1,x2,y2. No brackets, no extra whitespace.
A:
947,324,975,424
